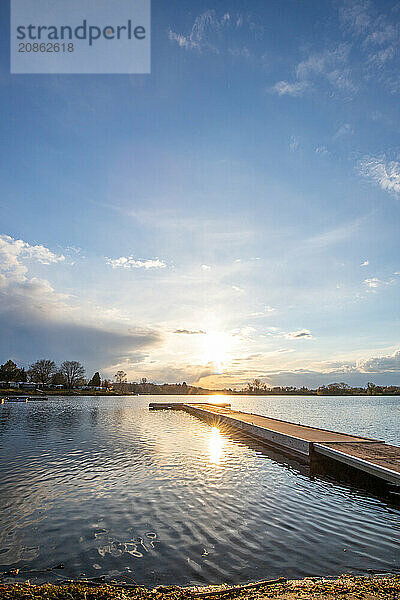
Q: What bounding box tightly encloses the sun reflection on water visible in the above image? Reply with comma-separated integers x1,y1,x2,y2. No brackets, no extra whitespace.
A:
209,426,223,465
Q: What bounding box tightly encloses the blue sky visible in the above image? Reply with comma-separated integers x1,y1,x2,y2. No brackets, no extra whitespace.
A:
1,0,400,388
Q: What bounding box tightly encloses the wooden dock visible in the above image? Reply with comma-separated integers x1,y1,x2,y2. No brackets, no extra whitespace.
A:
1,396,49,403
149,402,400,485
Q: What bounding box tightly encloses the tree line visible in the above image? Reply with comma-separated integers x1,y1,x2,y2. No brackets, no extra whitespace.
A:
1,359,399,396
0,359,103,389
238,379,400,396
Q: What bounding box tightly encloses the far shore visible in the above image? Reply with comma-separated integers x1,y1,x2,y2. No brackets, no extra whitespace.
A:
1,388,400,397
0,574,398,600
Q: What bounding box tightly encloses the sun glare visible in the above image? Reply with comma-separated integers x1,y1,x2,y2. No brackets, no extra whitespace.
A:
202,331,232,373
209,394,226,404
209,426,223,465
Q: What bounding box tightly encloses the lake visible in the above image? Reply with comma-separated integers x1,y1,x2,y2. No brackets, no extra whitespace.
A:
0,395,399,586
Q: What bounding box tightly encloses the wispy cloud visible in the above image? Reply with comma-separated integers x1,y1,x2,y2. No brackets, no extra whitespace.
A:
363,277,380,288
272,80,310,97
272,44,355,97
333,123,353,139
168,10,257,56
339,0,373,36
339,1,400,90
174,329,206,335
249,305,276,318
358,155,400,195
265,327,313,340
306,220,360,248
286,329,313,339
315,145,330,156
273,1,400,100
106,256,167,270
289,135,300,151
363,276,394,290
295,45,352,85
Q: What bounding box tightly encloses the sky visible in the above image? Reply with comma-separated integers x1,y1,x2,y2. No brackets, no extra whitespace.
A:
1,0,400,389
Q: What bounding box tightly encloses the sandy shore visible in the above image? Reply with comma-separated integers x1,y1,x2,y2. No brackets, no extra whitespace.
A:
0,575,399,600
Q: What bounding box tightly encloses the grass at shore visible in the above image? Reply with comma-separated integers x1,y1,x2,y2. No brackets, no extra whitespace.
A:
0,576,399,600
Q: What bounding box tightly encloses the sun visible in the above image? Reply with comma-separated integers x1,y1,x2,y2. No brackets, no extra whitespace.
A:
202,331,232,373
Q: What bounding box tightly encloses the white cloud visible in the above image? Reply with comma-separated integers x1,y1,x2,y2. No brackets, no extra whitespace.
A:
201,264,211,270
298,45,353,88
358,155,400,195
106,256,167,270
360,260,369,266
333,123,353,139
168,10,255,56
168,11,219,52
296,45,349,79
306,220,360,248
357,349,400,373
0,234,162,371
289,135,300,151
339,1,372,36
231,326,256,338
315,146,330,156
368,45,396,66
363,277,394,289
272,80,309,96
0,234,65,281
231,285,245,293
249,305,276,318
339,1,400,89
264,327,312,339
363,277,380,288
286,329,313,339
174,329,206,335
273,44,355,98
340,0,397,48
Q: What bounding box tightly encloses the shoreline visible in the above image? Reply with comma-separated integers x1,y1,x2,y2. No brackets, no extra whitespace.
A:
0,574,399,599
2,391,400,398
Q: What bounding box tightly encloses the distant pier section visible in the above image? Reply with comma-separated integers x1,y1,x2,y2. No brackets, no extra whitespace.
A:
149,401,400,485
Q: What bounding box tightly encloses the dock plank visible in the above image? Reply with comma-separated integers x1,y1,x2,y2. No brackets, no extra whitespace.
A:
314,441,400,484
188,404,379,444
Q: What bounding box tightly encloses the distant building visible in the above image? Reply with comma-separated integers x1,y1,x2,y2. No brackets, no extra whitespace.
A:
20,382,38,390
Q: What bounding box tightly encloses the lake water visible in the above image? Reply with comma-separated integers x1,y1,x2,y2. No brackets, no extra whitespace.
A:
0,395,399,585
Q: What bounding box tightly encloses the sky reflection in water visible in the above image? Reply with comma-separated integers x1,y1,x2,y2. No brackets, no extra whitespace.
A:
0,395,399,586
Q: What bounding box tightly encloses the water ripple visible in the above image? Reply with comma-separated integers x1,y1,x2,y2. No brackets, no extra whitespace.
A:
0,396,399,585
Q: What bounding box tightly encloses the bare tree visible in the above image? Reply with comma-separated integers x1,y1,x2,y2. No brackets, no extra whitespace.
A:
252,378,262,392
60,361,85,389
115,371,127,384
114,370,127,393
28,359,56,385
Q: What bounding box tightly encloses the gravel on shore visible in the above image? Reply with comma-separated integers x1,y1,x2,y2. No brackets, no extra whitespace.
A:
0,575,399,600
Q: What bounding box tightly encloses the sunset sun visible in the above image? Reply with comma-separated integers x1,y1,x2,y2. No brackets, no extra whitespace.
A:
202,331,232,374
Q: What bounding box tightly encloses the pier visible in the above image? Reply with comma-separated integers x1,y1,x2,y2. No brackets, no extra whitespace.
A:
149,401,400,486
1,396,49,403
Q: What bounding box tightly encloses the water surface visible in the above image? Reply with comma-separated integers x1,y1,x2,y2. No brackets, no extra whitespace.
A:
0,395,399,585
